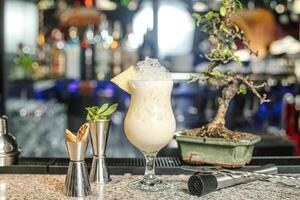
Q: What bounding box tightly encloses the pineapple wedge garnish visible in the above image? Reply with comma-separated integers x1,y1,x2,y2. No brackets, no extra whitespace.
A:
111,66,136,94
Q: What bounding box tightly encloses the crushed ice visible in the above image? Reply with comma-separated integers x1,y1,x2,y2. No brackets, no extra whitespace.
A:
133,57,171,80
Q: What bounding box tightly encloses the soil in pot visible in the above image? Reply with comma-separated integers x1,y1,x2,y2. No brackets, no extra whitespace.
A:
185,123,252,140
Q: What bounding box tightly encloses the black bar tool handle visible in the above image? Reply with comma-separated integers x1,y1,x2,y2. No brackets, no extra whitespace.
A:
188,173,218,197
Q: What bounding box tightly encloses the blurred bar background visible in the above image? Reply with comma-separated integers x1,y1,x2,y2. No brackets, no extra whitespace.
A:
0,0,300,158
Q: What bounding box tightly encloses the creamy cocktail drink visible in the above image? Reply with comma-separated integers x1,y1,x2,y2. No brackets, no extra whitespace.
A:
111,57,176,191
125,80,175,153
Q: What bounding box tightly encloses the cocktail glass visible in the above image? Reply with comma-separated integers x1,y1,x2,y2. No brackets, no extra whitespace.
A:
124,79,176,191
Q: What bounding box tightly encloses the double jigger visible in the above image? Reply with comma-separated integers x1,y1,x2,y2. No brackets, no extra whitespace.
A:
89,119,111,183
64,141,92,197
64,120,111,197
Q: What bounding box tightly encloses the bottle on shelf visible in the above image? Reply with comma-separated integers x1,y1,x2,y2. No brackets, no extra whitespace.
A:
110,20,123,76
34,30,50,80
65,27,81,80
121,23,138,70
95,14,112,80
9,43,33,80
81,24,96,80
50,29,66,78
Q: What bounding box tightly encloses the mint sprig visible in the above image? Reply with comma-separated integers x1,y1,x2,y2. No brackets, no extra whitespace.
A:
86,103,118,121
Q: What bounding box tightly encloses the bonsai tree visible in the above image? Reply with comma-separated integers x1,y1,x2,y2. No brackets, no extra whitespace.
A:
187,0,270,140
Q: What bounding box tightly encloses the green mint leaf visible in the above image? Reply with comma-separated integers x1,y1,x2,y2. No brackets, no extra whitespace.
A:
92,106,98,111
86,113,91,121
94,115,101,121
101,103,118,116
85,103,118,121
99,116,108,120
85,108,95,120
98,103,109,114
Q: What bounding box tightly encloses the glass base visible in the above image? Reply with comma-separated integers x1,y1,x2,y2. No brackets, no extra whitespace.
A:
128,179,171,192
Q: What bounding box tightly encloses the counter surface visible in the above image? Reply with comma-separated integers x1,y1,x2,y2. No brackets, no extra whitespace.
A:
0,174,299,200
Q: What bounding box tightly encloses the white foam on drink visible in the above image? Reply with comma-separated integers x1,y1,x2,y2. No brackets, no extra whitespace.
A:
133,57,171,80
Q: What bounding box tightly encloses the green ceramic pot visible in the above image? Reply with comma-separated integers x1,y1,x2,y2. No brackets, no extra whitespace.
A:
175,132,261,168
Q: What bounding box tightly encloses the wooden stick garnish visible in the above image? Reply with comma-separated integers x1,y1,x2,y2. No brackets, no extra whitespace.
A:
65,129,78,142
77,123,90,142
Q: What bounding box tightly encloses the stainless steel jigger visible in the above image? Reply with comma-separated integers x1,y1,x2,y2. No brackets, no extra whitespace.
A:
89,120,111,183
64,141,92,197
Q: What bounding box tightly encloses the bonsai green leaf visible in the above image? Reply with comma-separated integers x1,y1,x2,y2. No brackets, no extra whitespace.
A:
222,26,230,34
101,103,118,116
220,7,226,17
231,54,242,66
210,71,223,77
235,0,243,10
205,11,214,20
227,70,234,76
238,84,247,95
234,25,239,32
98,103,109,114
192,13,202,26
201,24,209,32
188,75,194,82
213,12,220,18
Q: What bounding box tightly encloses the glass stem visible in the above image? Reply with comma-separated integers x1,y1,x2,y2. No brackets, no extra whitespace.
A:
142,152,158,185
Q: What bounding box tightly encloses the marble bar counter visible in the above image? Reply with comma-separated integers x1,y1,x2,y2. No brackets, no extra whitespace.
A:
0,174,299,200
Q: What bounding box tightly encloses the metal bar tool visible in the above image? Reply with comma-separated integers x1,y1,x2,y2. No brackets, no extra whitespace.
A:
89,120,111,183
187,164,278,196
64,141,92,197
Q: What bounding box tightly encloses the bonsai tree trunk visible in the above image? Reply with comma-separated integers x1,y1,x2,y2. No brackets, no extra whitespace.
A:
209,83,239,129
204,82,240,139
187,81,247,140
